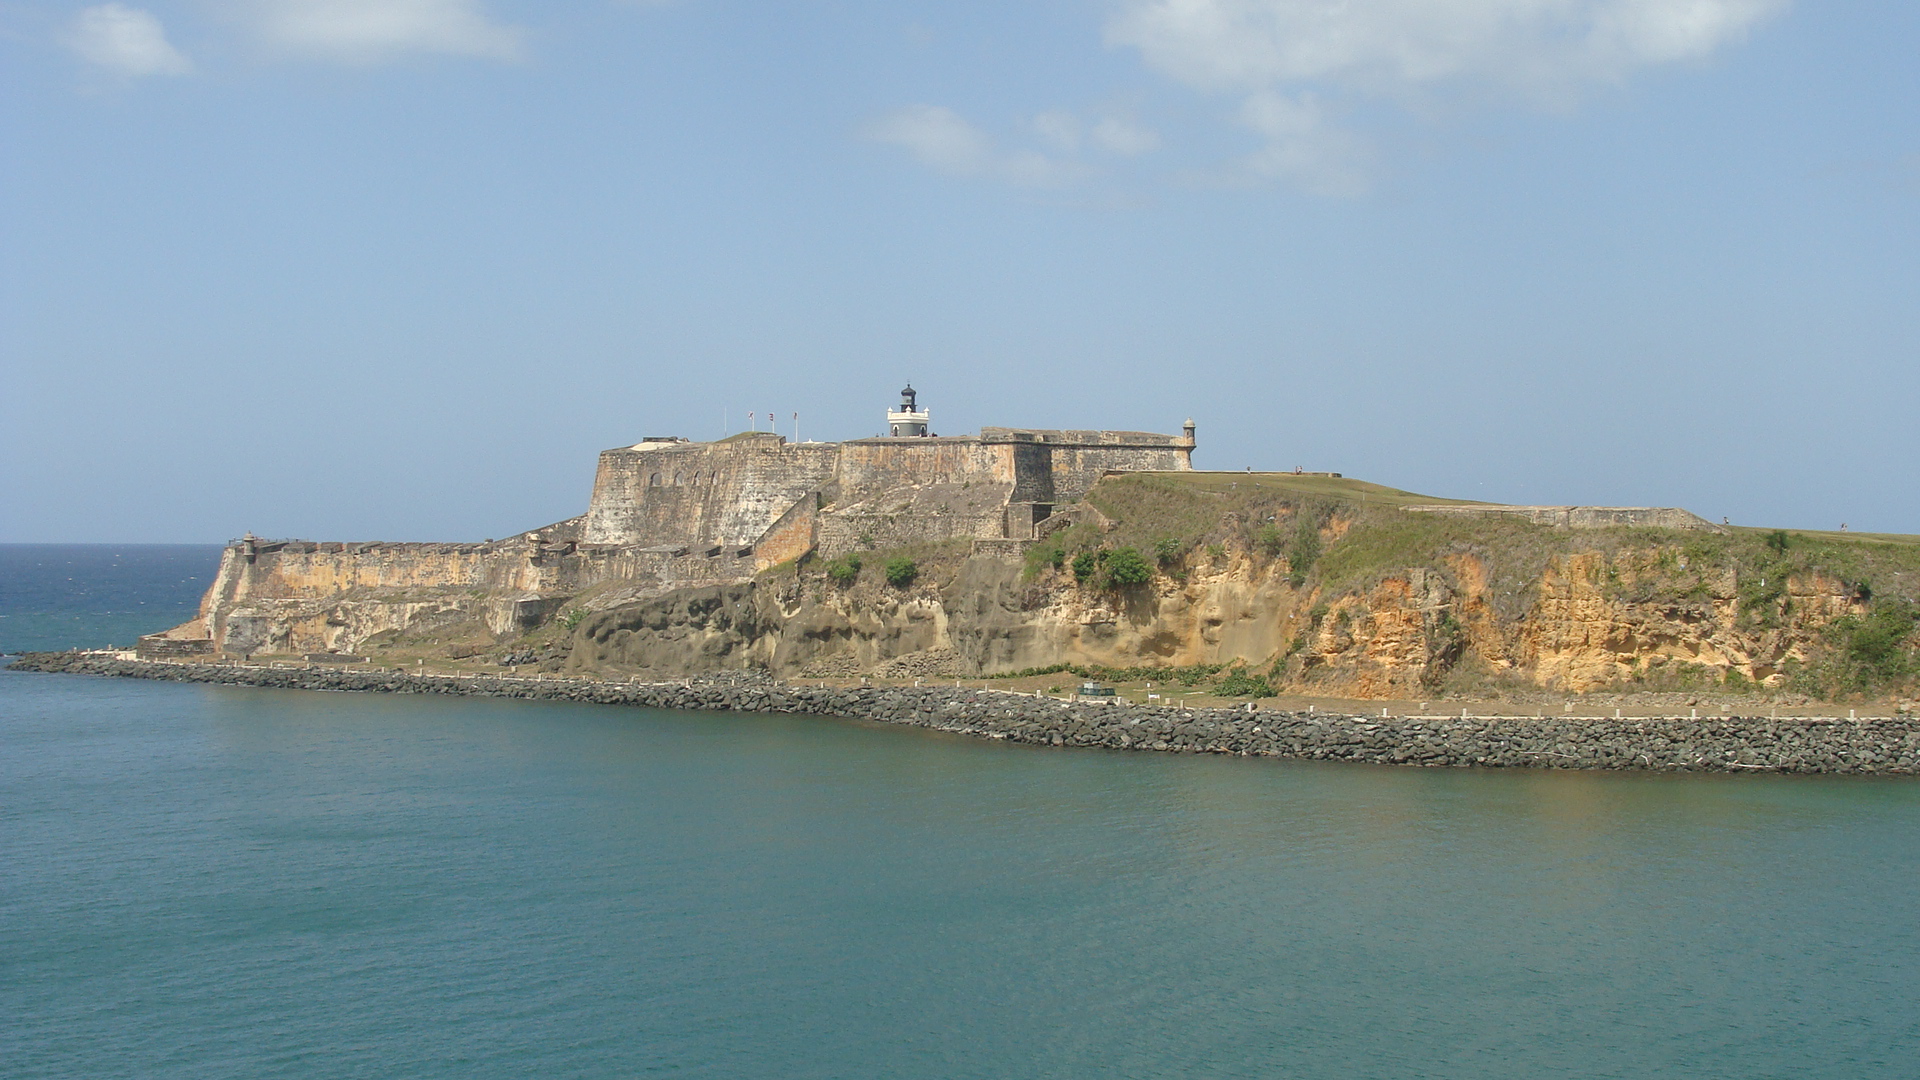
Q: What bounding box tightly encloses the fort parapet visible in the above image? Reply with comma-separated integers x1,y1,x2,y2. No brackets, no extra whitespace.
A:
163,387,1197,655
1401,505,1724,532
582,397,1196,557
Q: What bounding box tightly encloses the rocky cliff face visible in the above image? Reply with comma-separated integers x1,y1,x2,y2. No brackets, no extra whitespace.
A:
1278,550,1866,695
161,473,1913,698
554,543,1874,695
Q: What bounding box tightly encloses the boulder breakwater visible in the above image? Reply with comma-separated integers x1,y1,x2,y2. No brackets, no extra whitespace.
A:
9,653,1920,775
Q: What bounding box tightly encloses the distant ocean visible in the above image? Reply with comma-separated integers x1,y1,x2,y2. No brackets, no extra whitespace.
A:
5,543,1920,1078
0,544,225,654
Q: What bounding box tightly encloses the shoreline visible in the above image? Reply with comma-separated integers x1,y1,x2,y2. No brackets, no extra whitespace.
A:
8,652,1920,775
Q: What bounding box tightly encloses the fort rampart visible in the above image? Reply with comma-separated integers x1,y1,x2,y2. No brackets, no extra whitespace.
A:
1402,505,1724,531
581,425,1195,555
153,393,1197,656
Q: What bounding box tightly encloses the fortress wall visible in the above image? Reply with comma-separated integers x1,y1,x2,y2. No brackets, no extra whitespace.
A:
815,507,1010,557
216,542,757,605
584,429,1192,550
752,495,819,570
180,421,1195,654
1401,506,1723,532
565,544,756,588
1046,444,1193,504
832,439,1017,499
816,479,1019,557
1007,441,1055,503
192,543,544,651
192,538,766,653
224,544,530,597
583,437,839,547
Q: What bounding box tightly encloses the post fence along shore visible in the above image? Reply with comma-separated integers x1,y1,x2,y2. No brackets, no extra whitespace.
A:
11,652,1919,775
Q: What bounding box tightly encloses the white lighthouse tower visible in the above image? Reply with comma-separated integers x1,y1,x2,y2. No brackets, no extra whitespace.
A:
887,383,930,437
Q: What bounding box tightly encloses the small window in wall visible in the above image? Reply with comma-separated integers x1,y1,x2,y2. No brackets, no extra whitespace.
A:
650,473,661,486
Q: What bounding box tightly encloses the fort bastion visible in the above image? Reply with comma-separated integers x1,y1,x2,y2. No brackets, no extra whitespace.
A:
161,387,1197,656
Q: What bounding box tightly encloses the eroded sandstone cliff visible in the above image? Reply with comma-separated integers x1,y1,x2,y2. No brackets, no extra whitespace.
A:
158,472,1920,699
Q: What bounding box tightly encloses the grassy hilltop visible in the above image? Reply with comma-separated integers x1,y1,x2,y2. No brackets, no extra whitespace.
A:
994,471,1920,702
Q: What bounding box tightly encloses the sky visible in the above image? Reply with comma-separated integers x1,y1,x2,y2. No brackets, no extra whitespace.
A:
2,0,1917,542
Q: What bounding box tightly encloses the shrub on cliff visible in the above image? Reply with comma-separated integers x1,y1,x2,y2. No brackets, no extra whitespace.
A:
826,554,862,585
884,557,918,588
1287,523,1322,587
1025,541,1068,578
1105,547,1154,587
1072,551,1098,584
1807,602,1920,694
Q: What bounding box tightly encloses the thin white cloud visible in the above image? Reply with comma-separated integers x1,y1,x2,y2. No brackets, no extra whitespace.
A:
866,105,1089,187
68,4,193,77
238,0,523,63
1107,0,1787,192
1091,115,1160,156
1237,92,1368,195
1035,110,1161,156
1109,0,1784,97
1033,110,1081,152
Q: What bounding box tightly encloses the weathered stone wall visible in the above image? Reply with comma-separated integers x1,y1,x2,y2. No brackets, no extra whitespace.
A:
1047,446,1192,505
832,438,1019,495
815,483,1016,556
172,421,1197,659
1006,440,1055,503
1402,505,1724,531
583,436,839,546
979,428,1193,505
184,531,765,655
581,426,1192,557
753,494,819,570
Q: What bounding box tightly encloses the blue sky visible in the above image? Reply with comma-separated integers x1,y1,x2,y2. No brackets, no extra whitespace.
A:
3,1,1917,542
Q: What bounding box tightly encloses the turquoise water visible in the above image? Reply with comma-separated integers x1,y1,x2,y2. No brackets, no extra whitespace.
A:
5,670,1918,1078
0,545,225,654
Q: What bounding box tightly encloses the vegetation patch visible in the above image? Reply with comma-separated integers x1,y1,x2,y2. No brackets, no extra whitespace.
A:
884,557,919,588
1103,547,1154,587
1791,601,1920,698
1213,665,1276,698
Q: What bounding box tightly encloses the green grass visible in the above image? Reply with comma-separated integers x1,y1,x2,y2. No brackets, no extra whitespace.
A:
1082,472,1920,608
1064,471,1920,695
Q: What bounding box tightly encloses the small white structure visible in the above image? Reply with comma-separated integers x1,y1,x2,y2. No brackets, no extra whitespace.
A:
887,383,930,437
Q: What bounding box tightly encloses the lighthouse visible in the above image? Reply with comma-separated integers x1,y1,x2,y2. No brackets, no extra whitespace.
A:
887,383,930,437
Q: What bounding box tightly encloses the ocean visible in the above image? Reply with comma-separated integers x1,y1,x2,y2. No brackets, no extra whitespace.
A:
0,544,225,654
4,547,1918,1077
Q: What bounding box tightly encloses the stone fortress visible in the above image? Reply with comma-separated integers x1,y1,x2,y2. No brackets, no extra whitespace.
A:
161,387,1199,656
581,384,1197,562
